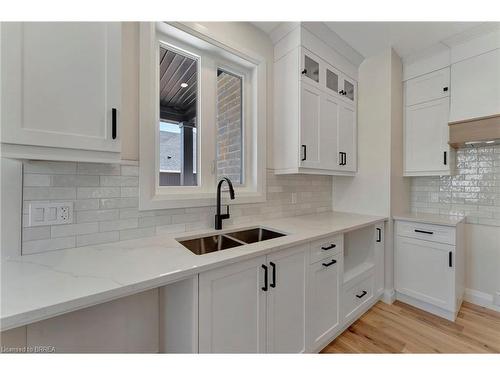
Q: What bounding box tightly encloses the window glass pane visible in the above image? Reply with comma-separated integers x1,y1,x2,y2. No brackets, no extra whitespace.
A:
216,69,243,185
326,69,338,93
304,55,319,83
158,45,198,186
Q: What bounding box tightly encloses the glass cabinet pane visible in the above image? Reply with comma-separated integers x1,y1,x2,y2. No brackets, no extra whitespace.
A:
326,69,338,93
344,79,355,101
304,55,319,83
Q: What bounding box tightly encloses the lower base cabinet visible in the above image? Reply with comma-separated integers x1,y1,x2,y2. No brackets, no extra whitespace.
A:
198,246,308,353
307,252,341,352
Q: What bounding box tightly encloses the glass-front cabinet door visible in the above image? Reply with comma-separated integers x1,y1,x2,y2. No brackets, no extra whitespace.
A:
301,48,323,87
325,66,339,95
340,75,357,103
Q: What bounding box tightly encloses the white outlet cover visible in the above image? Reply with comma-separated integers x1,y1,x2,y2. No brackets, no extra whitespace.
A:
28,202,73,227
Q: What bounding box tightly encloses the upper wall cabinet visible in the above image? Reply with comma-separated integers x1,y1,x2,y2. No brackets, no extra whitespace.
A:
403,68,454,176
1,22,122,162
274,25,358,176
449,49,500,122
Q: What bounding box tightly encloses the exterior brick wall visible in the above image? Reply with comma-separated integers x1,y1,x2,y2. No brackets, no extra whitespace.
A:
216,71,242,184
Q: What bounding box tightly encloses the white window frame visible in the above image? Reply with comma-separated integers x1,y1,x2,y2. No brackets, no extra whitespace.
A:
139,22,267,210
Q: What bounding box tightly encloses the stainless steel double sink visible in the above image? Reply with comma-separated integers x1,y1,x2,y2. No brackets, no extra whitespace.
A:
178,227,286,255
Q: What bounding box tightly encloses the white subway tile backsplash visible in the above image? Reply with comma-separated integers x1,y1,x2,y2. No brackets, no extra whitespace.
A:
22,161,333,254
51,222,99,238
23,237,76,255
77,187,121,199
410,145,500,226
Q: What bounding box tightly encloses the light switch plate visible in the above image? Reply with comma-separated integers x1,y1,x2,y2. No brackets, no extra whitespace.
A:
28,202,73,227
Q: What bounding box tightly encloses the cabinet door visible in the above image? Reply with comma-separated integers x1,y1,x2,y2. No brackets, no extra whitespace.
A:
300,48,323,88
307,254,341,352
395,236,455,311
266,246,307,353
199,256,267,353
337,104,357,172
405,67,450,106
319,93,340,170
450,49,500,122
1,22,121,153
404,97,450,175
300,82,322,168
374,224,385,296
340,74,357,104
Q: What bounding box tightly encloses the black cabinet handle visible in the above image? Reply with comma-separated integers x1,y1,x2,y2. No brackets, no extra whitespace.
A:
261,264,268,291
443,87,448,92
356,290,367,299
270,262,276,288
322,259,337,267
112,108,117,140
443,151,447,165
449,252,453,268
415,229,433,235
339,152,343,166
301,69,307,75
301,145,307,161
321,244,336,251
376,228,382,242
343,152,347,166
339,152,346,166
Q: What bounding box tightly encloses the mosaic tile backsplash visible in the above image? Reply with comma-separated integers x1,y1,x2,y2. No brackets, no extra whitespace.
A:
410,145,500,226
21,161,333,255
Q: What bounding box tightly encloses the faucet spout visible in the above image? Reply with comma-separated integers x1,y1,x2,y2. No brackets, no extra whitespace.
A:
215,177,235,230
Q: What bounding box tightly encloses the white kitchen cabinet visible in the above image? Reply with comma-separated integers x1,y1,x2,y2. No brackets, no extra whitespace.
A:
395,219,464,321
450,49,500,122
1,22,121,160
198,256,267,353
266,246,308,353
404,94,453,176
274,41,357,176
307,252,342,352
405,67,450,106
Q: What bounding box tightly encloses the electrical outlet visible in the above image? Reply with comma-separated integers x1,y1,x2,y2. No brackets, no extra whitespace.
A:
28,202,73,227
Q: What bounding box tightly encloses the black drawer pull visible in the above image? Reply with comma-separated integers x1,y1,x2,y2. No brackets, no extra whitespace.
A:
415,229,433,235
356,290,367,299
449,251,453,268
261,264,268,291
444,151,447,166
301,145,307,161
270,262,276,288
376,227,382,242
321,244,336,251
112,108,117,140
322,259,337,267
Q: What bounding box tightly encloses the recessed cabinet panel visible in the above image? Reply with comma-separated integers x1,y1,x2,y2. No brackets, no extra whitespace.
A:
404,97,450,174
450,49,500,122
198,256,267,353
300,83,322,168
1,22,121,153
338,105,356,172
405,67,450,107
266,246,307,353
395,236,455,311
307,255,341,351
319,94,340,170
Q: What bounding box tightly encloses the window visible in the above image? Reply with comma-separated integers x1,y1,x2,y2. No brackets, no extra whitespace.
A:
139,22,266,210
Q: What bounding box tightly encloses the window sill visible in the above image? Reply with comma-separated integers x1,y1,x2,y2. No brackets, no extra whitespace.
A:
139,188,266,210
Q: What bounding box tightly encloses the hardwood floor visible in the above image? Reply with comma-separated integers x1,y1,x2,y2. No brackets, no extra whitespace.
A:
321,301,500,353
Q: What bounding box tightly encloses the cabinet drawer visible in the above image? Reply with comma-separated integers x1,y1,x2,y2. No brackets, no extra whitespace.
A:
343,272,374,321
310,234,343,264
396,220,455,245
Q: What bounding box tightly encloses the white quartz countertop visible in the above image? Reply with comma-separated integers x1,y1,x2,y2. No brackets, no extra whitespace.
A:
393,212,465,227
1,211,386,331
